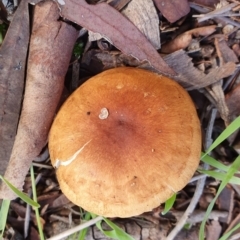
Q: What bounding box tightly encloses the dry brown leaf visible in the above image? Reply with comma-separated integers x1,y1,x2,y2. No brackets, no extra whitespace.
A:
0,0,29,176
0,0,78,200
153,0,190,23
161,25,217,54
226,83,240,117
57,0,175,76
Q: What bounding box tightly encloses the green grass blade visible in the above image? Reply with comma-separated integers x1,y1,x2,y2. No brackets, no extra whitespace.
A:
0,175,40,208
96,217,135,240
0,199,10,237
199,170,240,184
219,222,240,240
162,193,176,215
202,116,240,158
201,153,230,172
199,155,240,240
30,166,45,240
78,212,91,240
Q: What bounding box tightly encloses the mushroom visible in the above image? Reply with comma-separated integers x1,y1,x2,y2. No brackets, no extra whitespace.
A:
49,67,201,218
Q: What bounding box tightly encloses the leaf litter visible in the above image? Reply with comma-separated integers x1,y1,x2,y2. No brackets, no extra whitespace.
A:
1,0,240,239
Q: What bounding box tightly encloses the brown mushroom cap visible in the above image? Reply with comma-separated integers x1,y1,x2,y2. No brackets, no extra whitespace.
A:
49,67,201,218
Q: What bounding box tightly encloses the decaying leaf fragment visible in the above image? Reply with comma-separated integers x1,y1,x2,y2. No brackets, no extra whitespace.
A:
57,0,175,76
0,0,78,200
153,0,190,23
0,0,29,176
161,25,217,54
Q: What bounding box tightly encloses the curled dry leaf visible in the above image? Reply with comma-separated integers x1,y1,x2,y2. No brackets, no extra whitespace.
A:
153,0,190,23
161,25,217,54
0,0,29,176
0,0,78,200
57,0,175,76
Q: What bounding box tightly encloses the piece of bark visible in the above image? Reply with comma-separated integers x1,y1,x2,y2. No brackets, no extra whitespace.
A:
57,0,175,76
0,0,29,176
216,186,234,223
0,0,78,200
206,220,222,240
153,0,190,23
161,25,217,54
90,0,160,49
226,83,240,117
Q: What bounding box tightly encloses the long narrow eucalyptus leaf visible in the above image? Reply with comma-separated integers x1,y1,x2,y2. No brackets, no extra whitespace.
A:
0,175,40,208
199,155,240,240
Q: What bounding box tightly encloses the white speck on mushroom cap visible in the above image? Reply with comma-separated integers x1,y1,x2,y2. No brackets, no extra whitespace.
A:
54,140,92,168
99,108,109,119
